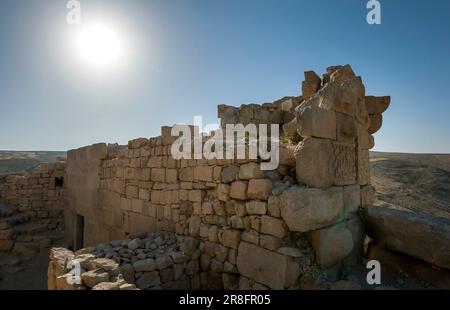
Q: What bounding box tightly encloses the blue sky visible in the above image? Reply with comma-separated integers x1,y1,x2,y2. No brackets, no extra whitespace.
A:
0,0,449,153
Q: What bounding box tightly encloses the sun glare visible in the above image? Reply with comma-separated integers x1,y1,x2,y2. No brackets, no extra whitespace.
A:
76,24,121,66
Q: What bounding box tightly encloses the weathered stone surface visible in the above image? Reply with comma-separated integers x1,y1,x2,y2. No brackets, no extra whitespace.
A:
302,71,322,100
357,148,370,185
365,205,450,270
280,186,344,232
128,238,142,251
336,113,356,144
237,242,289,289
0,240,14,251
245,201,267,215
279,144,296,166
221,165,238,183
221,229,241,249
343,184,360,214
368,114,382,134
136,271,161,289
267,196,281,218
277,247,303,258
133,258,156,272
247,179,272,200
296,102,336,140
365,96,390,114
81,269,109,288
330,65,355,85
239,163,264,180
156,256,174,270
294,138,334,188
259,234,282,251
260,216,287,238
230,181,248,200
308,224,354,268
333,142,357,186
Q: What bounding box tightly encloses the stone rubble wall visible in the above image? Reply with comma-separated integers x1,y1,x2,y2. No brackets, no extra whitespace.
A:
0,161,66,254
60,65,390,290
48,232,201,290
0,161,66,217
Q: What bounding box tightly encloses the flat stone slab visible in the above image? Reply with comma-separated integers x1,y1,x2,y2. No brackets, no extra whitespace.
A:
365,205,450,270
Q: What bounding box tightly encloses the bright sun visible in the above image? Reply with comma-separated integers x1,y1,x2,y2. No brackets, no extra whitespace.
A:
77,24,121,66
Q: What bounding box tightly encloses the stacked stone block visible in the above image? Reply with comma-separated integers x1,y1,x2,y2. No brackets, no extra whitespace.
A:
0,161,66,254
61,64,390,290
48,232,200,290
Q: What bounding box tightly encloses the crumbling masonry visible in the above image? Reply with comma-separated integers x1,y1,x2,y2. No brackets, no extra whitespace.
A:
3,65,396,289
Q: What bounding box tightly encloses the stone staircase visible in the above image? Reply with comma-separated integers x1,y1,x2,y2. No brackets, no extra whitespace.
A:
0,203,65,256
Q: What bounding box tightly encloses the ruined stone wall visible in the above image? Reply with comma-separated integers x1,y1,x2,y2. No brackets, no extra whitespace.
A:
0,161,66,253
63,65,390,290
0,161,66,217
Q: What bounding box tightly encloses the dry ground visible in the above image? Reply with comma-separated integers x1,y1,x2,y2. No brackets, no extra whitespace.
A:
370,151,450,219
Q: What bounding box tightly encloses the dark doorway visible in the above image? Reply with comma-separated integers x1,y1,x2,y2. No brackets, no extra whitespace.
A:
75,214,84,250
55,177,64,188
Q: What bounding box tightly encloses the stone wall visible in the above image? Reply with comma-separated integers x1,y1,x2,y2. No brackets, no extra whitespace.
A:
0,161,66,254
48,232,200,290
0,161,66,216
61,65,390,289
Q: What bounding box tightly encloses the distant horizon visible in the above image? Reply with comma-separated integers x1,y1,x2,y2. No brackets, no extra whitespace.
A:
1,149,450,156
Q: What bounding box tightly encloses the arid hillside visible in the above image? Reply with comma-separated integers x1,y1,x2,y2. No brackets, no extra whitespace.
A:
370,151,450,219
0,151,66,175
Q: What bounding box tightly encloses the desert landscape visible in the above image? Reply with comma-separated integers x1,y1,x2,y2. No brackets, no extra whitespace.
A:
371,152,450,219
0,151,66,175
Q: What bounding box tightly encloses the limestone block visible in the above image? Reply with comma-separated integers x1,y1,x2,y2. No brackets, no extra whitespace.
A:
302,71,322,100
365,205,450,270
308,223,354,268
260,216,287,238
237,242,289,289
245,201,267,215
151,168,165,182
330,64,355,85
336,113,357,144
365,96,390,114
81,269,109,288
217,184,230,202
221,229,241,249
294,137,334,188
333,142,357,186
247,179,272,200
267,196,281,218
230,181,248,200
360,185,374,207
343,184,361,214
239,163,264,180
368,114,383,134
357,123,372,150
241,230,259,245
259,234,282,251
194,166,213,182
280,186,344,232
136,271,160,289
296,102,337,139
166,169,178,183
357,149,370,186
279,144,296,167
133,258,156,272
222,166,239,183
